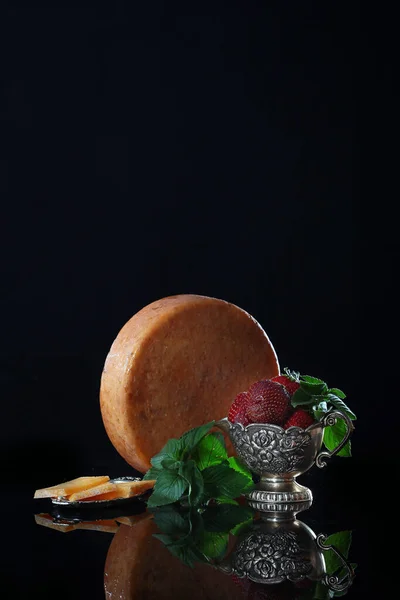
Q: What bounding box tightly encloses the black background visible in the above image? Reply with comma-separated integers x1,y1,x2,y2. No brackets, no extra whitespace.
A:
1,3,386,598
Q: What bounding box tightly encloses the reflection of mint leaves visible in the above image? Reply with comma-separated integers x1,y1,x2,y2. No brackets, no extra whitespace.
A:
151,503,255,567
312,530,356,599
323,530,352,575
202,504,253,532
284,367,356,457
144,421,254,508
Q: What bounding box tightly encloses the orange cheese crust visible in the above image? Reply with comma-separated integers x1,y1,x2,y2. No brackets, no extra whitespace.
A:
100,294,279,473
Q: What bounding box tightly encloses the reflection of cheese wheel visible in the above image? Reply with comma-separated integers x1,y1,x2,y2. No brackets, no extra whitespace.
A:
104,518,243,599
100,294,279,473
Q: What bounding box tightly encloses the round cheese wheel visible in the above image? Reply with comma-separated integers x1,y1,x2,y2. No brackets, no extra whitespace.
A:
100,294,279,473
104,517,243,599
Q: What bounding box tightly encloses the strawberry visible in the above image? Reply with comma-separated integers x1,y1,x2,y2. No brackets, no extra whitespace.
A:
284,408,314,430
228,391,251,425
246,380,291,426
271,374,300,396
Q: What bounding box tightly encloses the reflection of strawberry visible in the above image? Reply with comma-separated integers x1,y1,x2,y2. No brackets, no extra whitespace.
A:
271,375,300,397
246,380,291,426
284,408,314,430
228,392,250,425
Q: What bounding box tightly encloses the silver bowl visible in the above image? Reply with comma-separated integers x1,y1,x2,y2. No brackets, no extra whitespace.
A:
217,410,354,511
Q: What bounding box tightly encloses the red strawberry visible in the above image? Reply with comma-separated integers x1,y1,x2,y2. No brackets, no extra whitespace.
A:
228,391,251,425
284,408,314,430
246,380,291,426
271,374,300,396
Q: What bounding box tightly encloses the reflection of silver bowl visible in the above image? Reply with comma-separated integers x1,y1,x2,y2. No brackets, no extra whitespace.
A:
217,516,355,594
217,410,354,510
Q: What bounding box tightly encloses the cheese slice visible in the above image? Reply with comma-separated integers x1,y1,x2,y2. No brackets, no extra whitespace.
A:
34,476,110,499
75,479,156,502
100,294,279,472
68,481,117,502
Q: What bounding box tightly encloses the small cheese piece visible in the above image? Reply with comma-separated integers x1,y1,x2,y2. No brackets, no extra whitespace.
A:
76,479,156,502
100,294,279,472
34,476,110,499
68,481,117,502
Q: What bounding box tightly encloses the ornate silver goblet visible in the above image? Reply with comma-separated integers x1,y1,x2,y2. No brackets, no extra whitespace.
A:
217,410,354,512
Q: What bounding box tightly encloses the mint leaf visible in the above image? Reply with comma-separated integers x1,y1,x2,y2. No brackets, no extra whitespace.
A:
300,379,328,396
291,388,314,407
143,466,162,480
179,460,204,507
203,464,251,499
322,531,352,575
301,375,325,385
328,388,346,399
228,456,254,491
197,531,228,559
150,438,183,469
147,470,188,507
326,394,357,420
202,504,254,532
323,419,352,457
192,432,227,471
179,421,215,455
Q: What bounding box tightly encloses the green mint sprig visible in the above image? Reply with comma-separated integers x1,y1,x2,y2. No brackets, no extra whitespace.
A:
143,421,254,508
151,503,254,567
284,368,356,457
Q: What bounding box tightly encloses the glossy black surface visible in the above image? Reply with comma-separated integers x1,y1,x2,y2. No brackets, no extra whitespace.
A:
0,456,384,599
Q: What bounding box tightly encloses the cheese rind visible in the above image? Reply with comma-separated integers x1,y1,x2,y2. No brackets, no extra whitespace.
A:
100,294,279,473
33,476,110,499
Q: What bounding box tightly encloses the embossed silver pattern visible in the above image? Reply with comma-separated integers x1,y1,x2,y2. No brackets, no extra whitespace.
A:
229,423,311,475
232,530,312,583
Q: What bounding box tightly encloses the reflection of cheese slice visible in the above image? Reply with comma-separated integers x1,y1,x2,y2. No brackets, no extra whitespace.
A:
72,479,156,502
34,476,110,499
34,513,119,533
100,294,279,473
34,513,76,532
